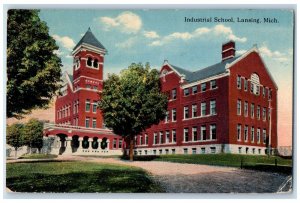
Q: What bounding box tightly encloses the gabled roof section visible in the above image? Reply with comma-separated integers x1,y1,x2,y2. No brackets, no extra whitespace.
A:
73,27,107,51
62,71,74,92
166,56,240,83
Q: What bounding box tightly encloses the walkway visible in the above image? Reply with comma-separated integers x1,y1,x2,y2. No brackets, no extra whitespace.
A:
7,155,291,193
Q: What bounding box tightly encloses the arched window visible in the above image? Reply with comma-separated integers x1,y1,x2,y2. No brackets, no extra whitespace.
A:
87,57,92,67
93,59,98,68
250,73,261,95
92,137,99,149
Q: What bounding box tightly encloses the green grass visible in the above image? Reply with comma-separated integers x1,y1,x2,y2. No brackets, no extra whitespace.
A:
18,154,58,159
152,154,292,168
6,161,163,193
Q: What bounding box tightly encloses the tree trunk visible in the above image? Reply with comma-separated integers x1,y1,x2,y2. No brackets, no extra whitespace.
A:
129,136,134,162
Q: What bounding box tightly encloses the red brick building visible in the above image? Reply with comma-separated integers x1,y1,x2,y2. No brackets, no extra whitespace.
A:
44,28,277,156
43,28,123,155
133,41,277,155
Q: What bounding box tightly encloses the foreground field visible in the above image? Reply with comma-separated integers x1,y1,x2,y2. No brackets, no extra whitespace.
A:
6,161,163,193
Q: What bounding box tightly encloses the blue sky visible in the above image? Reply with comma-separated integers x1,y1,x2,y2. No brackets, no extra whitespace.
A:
39,9,294,145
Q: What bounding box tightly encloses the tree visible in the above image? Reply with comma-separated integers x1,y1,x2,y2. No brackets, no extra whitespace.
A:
99,63,168,161
7,9,62,118
7,123,25,158
23,119,44,152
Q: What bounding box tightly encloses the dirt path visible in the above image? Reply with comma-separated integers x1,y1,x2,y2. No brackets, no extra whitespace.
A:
7,155,291,193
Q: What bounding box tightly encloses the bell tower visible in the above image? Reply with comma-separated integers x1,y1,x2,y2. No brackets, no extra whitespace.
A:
71,28,107,90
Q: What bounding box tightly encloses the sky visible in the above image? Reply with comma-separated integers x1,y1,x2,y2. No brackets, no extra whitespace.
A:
39,9,294,147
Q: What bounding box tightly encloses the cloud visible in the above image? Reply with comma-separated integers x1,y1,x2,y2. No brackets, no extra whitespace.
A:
100,12,142,34
53,49,64,56
258,44,290,62
52,34,75,51
143,31,160,39
115,37,137,48
149,24,247,46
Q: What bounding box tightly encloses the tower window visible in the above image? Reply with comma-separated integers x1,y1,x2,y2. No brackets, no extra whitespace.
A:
87,57,92,66
93,59,98,68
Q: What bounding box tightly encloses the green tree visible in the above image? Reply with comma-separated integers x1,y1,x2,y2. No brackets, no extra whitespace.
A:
23,119,44,152
7,123,25,158
99,63,168,161
7,9,62,118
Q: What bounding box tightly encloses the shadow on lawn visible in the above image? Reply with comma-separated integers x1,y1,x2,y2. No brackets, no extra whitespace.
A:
7,169,163,193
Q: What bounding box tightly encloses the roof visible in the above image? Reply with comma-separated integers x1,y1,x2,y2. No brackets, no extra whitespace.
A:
170,56,241,83
73,27,106,51
68,74,73,83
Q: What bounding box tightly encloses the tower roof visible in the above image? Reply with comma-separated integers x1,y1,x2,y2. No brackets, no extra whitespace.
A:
73,27,106,51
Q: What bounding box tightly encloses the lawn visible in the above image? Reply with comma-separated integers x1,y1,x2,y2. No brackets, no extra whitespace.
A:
6,161,163,193
152,154,292,168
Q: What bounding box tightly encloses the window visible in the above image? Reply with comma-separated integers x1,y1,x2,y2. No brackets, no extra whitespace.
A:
172,149,176,154
201,83,207,92
145,150,148,155
201,102,206,116
86,84,91,89
85,99,91,112
184,148,188,154
172,109,177,121
210,100,216,115
210,147,216,154
257,128,261,144
252,148,255,154
154,133,158,145
244,78,248,91
93,59,98,68
251,127,255,143
113,139,117,149
87,57,92,66
237,100,241,115
140,135,143,145
201,148,206,154
237,75,241,89
192,148,197,154
210,124,216,140
237,124,241,141
145,134,148,145
268,89,272,100
93,86,98,90
257,106,261,119
192,104,197,118
93,102,97,113
192,127,197,141
184,106,189,119
263,87,266,97
192,86,198,94
250,83,254,93
238,147,242,154
172,129,176,143
184,128,189,142
165,131,170,143
268,109,271,121
184,88,189,96
263,129,267,144
153,150,157,155
210,80,217,89
165,111,170,123
244,101,248,117
201,125,206,140
159,132,163,144
85,118,90,128
159,149,163,155
244,125,248,142
165,149,169,155
263,107,266,121
171,88,177,100
92,118,97,128
251,103,255,118
119,140,122,148
251,73,260,95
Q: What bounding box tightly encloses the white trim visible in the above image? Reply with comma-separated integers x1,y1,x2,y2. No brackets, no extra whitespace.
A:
222,55,235,61
226,45,278,89
222,47,235,53
74,87,102,93
159,70,174,78
162,61,186,81
72,43,107,56
182,113,217,121
181,72,229,89
73,76,103,84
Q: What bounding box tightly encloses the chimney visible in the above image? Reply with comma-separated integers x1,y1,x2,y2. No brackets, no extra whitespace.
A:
222,41,235,61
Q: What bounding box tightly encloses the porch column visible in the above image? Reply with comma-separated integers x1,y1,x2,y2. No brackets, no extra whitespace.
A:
48,135,60,155
65,136,73,154
106,140,110,151
78,137,83,153
88,138,93,152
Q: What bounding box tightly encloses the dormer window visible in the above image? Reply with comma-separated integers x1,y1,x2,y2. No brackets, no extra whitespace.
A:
87,57,92,67
93,59,98,68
